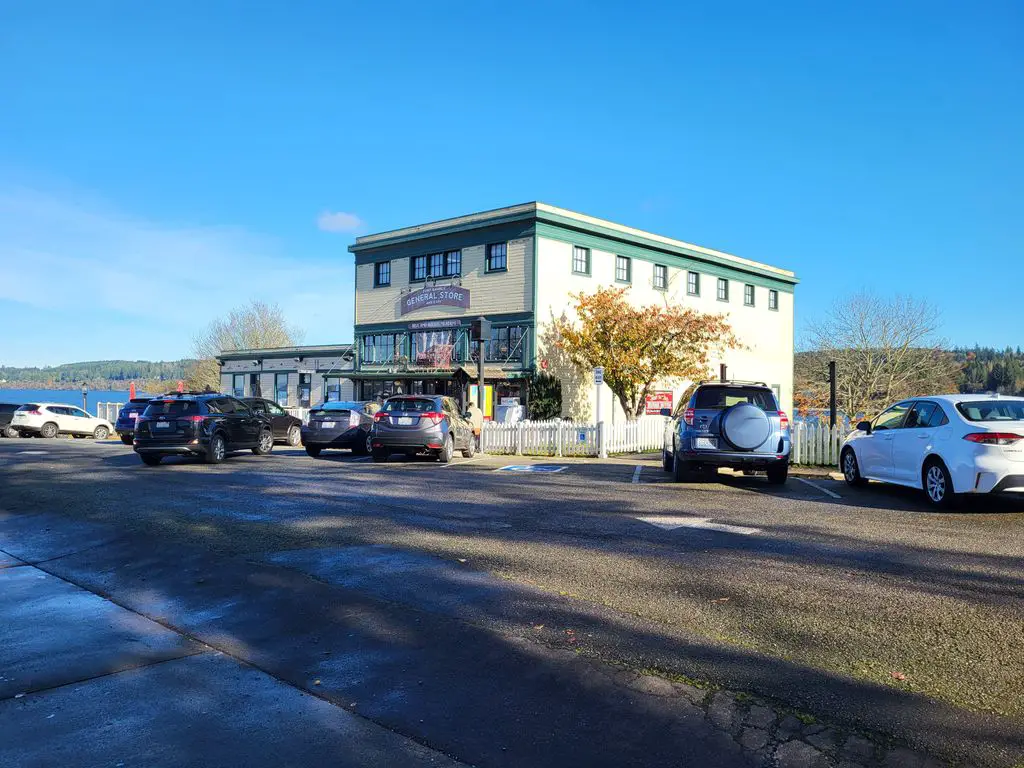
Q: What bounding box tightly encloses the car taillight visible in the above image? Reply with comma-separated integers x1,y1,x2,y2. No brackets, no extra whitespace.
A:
683,408,695,426
374,411,388,422
778,411,789,430
423,411,444,425
349,412,360,427
25,409,41,416
185,415,205,423
964,432,1022,445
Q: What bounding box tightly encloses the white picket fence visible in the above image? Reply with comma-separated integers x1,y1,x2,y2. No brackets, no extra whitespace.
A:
482,418,845,466
96,402,123,422
790,422,845,467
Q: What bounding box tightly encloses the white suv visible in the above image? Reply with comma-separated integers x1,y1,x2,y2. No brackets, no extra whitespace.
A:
10,403,113,440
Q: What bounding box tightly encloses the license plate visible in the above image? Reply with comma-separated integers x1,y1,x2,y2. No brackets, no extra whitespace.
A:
695,437,718,450
155,422,171,429
321,421,335,429
397,416,415,426
130,413,139,420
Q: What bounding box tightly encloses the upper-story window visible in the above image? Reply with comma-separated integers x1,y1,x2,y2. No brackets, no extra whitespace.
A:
428,252,445,278
374,261,391,287
446,250,461,276
744,284,755,306
486,243,507,272
572,246,591,275
717,278,729,302
653,264,667,291
411,255,428,281
769,289,779,311
687,271,700,296
615,255,631,283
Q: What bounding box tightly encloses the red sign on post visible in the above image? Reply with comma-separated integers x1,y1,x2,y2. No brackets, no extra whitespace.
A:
645,391,673,415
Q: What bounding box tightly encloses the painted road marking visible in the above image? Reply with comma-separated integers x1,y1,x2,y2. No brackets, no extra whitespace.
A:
442,456,482,468
17,451,49,456
632,465,643,484
495,465,568,473
635,516,761,536
794,477,842,499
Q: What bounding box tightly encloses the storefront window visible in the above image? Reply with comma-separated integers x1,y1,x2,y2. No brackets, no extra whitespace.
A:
413,330,458,366
361,334,400,364
275,373,289,406
232,374,244,398
324,377,342,402
298,374,311,408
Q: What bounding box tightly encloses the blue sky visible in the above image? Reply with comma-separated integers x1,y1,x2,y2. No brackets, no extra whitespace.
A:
1,1,1021,366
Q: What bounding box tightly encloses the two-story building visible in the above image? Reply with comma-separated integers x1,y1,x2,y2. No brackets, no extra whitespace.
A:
349,202,797,420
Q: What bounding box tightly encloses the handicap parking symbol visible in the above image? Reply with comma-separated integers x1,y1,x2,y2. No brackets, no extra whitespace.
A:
496,465,568,473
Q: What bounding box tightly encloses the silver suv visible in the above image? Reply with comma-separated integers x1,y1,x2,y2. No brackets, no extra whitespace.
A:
661,381,791,484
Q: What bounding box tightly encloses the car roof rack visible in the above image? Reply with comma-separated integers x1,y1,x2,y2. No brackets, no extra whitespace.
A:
156,390,219,398
697,379,770,387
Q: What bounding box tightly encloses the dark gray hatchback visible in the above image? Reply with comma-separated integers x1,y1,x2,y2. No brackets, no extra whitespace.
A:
371,395,475,463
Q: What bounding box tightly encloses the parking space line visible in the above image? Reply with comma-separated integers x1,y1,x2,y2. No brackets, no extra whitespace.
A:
442,457,482,468
631,465,642,484
794,477,842,499
349,456,372,462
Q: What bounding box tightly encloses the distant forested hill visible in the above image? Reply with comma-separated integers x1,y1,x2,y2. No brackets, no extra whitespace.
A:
955,346,1024,395
0,360,194,389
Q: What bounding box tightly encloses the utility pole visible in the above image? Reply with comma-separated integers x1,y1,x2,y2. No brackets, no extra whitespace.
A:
828,360,837,428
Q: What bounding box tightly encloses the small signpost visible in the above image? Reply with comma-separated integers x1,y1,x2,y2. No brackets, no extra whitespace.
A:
593,367,606,458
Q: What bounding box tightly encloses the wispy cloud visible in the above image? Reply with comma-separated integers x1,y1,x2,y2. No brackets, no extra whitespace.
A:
0,183,354,364
316,210,364,233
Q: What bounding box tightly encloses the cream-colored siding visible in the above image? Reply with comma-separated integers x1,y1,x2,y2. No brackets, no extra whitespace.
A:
355,237,534,325
534,236,794,421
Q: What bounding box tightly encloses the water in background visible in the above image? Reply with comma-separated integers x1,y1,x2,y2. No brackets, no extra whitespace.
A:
0,389,132,416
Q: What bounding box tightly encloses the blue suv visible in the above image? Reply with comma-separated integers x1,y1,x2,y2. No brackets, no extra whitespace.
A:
662,381,791,484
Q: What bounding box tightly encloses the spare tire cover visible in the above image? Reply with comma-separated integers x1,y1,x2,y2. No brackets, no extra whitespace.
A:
720,403,771,451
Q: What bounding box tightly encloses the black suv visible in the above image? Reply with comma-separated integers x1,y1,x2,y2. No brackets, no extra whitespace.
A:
134,393,274,466
115,398,154,445
0,403,20,438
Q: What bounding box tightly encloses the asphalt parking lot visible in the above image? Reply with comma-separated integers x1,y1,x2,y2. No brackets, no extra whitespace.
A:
1,438,1022,767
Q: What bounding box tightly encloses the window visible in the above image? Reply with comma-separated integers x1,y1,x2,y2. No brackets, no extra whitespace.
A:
144,400,199,417
474,325,525,363
694,386,778,412
769,289,779,311
275,373,289,406
872,402,911,431
445,250,461,276
298,374,311,408
411,255,427,281
361,334,399,364
232,374,244,398
572,246,590,275
744,284,755,307
956,399,1024,422
615,255,631,283
687,271,700,296
374,261,391,287
486,242,507,272
904,402,937,429
412,330,458,365
653,264,667,290
428,252,444,278
324,376,343,402
264,401,286,416
927,405,949,427
717,278,729,302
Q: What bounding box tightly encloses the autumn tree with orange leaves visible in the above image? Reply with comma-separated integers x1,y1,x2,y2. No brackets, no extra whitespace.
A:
555,287,737,421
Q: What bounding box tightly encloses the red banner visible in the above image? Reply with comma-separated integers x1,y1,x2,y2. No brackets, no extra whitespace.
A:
645,391,673,415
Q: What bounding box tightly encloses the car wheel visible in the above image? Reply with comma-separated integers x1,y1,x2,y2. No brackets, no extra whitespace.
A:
93,425,110,440
672,450,694,482
841,448,867,487
437,435,454,464
353,433,371,456
766,460,789,485
286,425,301,447
140,454,162,466
372,449,388,463
252,429,274,456
462,435,476,459
2,425,17,439
205,433,227,464
923,459,956,509
662,449,673,472
120,435,134,446
40,422,58,439
305,445,322,458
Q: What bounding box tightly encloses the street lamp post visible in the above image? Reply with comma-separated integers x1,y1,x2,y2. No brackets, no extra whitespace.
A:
81,383,89,414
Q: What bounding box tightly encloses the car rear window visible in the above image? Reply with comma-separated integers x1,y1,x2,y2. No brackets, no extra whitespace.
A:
143,400,200,417
956,400,1024,422
382,398,437,413
311,401,363,415
17,404,40,411
694,387,778,411
0,404,17,413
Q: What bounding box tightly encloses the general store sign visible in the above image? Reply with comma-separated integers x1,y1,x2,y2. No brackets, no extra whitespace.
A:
408,319,462,331
645,391,673,415
401,286,471,315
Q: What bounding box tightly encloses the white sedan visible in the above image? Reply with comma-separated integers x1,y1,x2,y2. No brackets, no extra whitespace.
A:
840,394,1024,508
10,403,114,440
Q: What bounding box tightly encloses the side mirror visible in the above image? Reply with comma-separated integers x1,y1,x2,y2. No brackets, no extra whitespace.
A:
856,420,872,434
659,408,672,417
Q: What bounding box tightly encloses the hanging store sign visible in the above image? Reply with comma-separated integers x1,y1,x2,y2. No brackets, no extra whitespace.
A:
401,286,471,315
408,319,462,331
